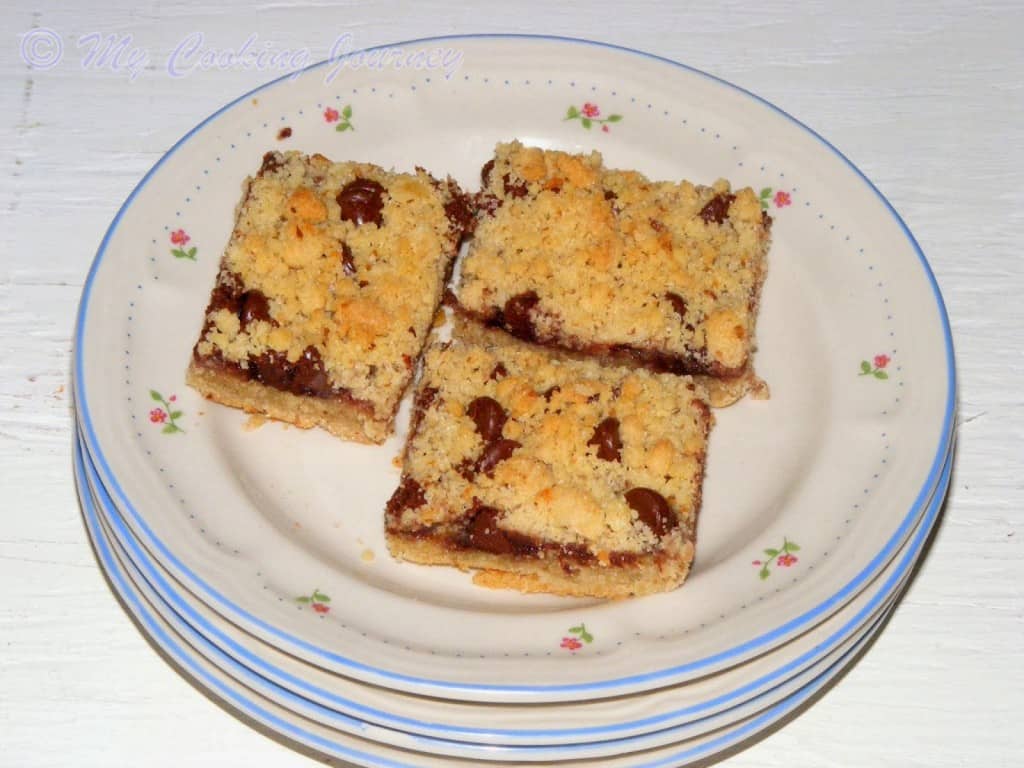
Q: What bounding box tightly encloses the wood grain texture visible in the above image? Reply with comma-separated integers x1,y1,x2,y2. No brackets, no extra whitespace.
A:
2,0,1022,766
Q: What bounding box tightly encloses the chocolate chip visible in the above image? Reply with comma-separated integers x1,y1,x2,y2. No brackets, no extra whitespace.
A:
481,159,495,187
603,189,617,201
502,291,540,341
259,152,284,176
341,243,356,277
208,272,243,316
466,396,507,442
502,173,528,199
248,350,290,390
337,178,385,226
276,126,292,140
762,210,773,230
625,488,677,537
665,292,687,322
415,386,438,412
588,418,622,462
475,438,521,476
455,457,477,481
238,289,272,329
248,346,331,397
698,193,735,224
444,191,475,235
477,193,502,217
463,503,536,554
542,385,560,402
465,505,512,554
386,477,427,516
489,362,508,381
290,346,331,396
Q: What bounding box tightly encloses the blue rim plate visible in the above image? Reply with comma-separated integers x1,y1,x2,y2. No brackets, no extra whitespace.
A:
78,420,952,749
75,432,951,765
74,35,956,701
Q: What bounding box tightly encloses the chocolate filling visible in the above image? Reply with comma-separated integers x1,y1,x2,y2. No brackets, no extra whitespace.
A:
444,188,476,237
457,295,743,377
259,151,284,176
588,417,622,462
193,270,371,408
238,289,273,329
389,513,666,569
502,173,528,199
698,193,735,225
461,503,536,555
386,477,427,517
485,291,540,342
476,192,502,218
480,159,495,187
665,292,688,323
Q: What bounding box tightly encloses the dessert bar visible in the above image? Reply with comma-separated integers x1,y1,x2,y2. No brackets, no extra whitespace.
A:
186,150,472,443
385,335,712,598
452,141,771,406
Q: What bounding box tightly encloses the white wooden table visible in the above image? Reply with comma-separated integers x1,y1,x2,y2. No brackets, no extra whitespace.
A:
3,1,1022,765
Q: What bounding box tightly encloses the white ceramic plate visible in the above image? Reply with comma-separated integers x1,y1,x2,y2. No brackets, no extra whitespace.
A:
74,35,955,702
75,437,936,767
79,422,952,748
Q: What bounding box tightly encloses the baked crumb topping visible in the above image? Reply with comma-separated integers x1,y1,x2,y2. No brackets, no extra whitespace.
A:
388,337,711,556
456,141,771,377
193,151,469,419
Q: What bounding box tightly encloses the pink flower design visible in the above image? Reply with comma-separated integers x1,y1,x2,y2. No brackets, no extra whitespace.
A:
860,354,892,380
565,105,622,132
773,190,792,208
754,537,800,579
169,231,197,261
148,391,184,433
323,107,339,123
296,588,331,612
559,622,593,650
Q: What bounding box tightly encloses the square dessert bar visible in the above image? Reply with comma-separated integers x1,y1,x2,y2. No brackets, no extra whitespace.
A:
453,141,771,406
186,150,473,443
385,335,712,599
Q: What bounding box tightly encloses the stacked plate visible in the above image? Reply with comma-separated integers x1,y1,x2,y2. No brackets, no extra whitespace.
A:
72,36,956,767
